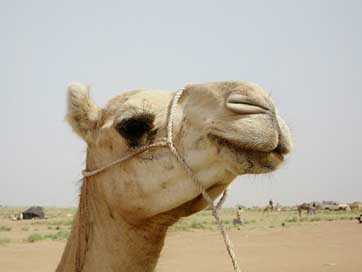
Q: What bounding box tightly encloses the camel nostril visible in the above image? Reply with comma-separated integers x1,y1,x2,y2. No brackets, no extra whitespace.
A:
226,93,269,115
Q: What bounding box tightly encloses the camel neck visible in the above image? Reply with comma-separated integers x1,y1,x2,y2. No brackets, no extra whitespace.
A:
56,179,170,272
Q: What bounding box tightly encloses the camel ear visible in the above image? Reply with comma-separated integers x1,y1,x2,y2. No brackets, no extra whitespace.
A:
66,82,101,142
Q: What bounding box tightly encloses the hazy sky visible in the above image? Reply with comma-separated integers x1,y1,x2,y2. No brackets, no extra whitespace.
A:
1,0,361,207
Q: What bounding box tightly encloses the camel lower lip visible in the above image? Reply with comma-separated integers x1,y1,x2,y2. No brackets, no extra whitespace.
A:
209,134,274,155
208,134,242,153
209,134,284,170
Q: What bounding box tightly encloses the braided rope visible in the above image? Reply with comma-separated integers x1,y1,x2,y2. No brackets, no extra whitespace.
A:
82,88,241,272
216,189,228,211
82,141,168,177
167,88,241,272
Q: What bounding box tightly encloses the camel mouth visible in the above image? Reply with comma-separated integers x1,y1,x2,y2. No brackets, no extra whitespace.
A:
208,134,282,156
208,134,285,172
208,134,246,153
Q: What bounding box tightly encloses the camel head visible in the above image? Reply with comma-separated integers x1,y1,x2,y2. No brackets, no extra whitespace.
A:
66,81,292,223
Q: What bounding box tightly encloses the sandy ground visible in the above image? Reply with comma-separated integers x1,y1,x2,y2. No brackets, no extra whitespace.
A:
0,221,361,272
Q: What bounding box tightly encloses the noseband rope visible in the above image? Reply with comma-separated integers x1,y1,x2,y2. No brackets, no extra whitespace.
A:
82,88,241,272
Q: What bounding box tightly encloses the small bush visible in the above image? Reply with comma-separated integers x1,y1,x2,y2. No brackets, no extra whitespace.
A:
0,238,11,245
338,215,354,220
48,220,73,226
27,233,44,243
30,221,46,225
44,230,69,241
27,230,69,242
0,226,12,232
199,211,211,217
190,221,206,229
21,227,29,231
286,217,298,223
171,225,189,231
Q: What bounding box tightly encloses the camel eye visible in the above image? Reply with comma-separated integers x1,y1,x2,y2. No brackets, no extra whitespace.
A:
115,114,155,147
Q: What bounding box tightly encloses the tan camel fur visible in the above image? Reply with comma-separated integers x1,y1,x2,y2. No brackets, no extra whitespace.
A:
57,81,292,272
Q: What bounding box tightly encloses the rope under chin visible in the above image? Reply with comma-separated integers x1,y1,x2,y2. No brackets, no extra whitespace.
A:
82,88,241,272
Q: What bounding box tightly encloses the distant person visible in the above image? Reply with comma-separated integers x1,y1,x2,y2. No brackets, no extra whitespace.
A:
269,199,274,211
236,206,242,221
310,202,317,215
233,206,244,229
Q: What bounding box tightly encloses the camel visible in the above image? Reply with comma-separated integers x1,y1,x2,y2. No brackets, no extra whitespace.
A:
263,206,273,214
297,203,318,217
57,81,292,272
350,202,362,211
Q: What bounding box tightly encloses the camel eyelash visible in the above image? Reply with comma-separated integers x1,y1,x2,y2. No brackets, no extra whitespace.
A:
115,113,156,147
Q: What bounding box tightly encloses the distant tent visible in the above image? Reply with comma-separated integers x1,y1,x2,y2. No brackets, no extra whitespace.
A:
21,206,45,220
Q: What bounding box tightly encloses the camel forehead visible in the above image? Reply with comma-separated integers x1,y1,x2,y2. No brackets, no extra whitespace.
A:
103,89,174,117
102,80,268,118
186,80,267,96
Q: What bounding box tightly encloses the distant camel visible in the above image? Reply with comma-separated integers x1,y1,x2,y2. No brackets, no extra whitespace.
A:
263,206,273,214
350,202,362,211
298,203,317,217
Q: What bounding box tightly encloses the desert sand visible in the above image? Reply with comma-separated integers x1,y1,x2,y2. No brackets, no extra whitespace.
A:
0,220,361,272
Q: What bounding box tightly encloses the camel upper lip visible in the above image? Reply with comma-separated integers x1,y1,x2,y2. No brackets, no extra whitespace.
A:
226,93,270,114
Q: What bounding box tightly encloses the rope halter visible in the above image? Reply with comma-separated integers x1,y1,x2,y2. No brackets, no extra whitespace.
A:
82,88,242,272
